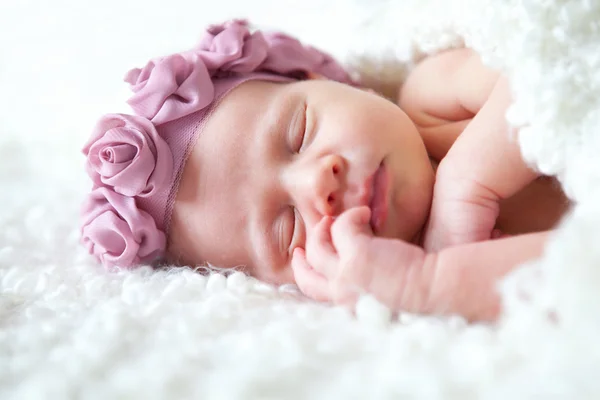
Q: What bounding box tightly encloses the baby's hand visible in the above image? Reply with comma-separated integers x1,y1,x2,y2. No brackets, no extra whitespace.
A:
291,207,427,310
423,171,500,252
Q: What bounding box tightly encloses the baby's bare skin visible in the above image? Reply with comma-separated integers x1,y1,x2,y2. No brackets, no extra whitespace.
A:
399,48,570,245
169,47,569,321
291,49,570,321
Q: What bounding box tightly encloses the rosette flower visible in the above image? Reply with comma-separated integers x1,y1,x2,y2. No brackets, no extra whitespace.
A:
124,53,213,125
123,19,354,126
83,114,173,197
80,187,166,268
196,19,268,72
261,31,353,83
124,20,271,124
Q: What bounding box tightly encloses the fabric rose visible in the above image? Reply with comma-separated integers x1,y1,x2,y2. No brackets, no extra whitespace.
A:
124,20,272,124
123,19,356,126
80,187,166,268
83,114,173,197
261,32,354,84
196,19,268,72
124,53,213,125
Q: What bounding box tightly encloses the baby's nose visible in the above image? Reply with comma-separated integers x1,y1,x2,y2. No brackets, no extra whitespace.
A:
311,154,345,216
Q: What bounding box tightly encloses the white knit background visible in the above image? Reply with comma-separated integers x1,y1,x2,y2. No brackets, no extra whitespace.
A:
2,0,600,398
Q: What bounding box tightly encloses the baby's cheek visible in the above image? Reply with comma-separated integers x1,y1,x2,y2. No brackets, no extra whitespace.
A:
395,176,434,239
256,261,297,286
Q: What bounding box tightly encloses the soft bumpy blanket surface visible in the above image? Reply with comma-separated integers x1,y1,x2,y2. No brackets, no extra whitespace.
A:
2,0,600,398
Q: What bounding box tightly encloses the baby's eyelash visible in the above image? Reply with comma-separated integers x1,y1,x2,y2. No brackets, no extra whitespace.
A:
288,206,297,250
291,103,307,153
278,208,294,256
288,206,304,254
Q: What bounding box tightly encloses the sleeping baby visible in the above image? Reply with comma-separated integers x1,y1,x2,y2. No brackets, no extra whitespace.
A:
81,20,570,322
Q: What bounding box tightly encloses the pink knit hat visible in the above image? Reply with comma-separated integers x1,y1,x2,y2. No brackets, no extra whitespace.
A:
80,20,355,269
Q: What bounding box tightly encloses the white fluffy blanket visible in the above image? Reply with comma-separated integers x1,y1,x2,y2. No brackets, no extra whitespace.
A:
2,0,600,398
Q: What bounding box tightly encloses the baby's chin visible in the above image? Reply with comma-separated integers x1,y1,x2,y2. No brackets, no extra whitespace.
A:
389,172,434,246
380,215,428,248
380,196,429,246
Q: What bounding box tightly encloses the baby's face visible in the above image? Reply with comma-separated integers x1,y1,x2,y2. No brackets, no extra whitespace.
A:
168,79,434,284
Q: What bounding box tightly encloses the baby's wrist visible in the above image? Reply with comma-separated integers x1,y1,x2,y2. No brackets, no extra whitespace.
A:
379,241,429,313
424,165,502,251
433,164,502,208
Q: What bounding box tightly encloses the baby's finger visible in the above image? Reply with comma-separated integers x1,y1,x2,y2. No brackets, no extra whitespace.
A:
291,248,330,302
330,206,372,250
491,229,512,239
305,216,338,274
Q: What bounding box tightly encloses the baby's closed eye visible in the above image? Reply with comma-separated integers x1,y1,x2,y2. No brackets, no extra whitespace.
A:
289,207,306,255
278,206,306,260
288,101,308,153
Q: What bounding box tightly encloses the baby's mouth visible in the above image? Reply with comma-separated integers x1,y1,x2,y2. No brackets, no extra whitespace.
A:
368,161,389,234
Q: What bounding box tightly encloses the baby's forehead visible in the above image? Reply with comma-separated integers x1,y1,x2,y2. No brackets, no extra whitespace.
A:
170,83,276,247
194,80,294,159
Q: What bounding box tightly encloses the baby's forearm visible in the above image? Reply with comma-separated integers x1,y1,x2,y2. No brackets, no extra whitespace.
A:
438,76,539,200
422,231,549,321
378,232,549,321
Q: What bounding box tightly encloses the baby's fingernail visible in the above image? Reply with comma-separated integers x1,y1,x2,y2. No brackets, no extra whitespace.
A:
361,206,371,223
292,247,304,258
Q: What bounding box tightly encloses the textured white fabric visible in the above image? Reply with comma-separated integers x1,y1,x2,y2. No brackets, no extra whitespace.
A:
2,0,600,398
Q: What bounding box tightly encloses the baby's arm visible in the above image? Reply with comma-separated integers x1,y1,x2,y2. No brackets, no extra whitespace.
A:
420,230,548,321
401,50,540,251
424,73,540,250
292,207,549,322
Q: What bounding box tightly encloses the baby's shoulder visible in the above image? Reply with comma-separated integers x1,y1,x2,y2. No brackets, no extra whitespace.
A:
398,48,500,122
398,48,501,160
